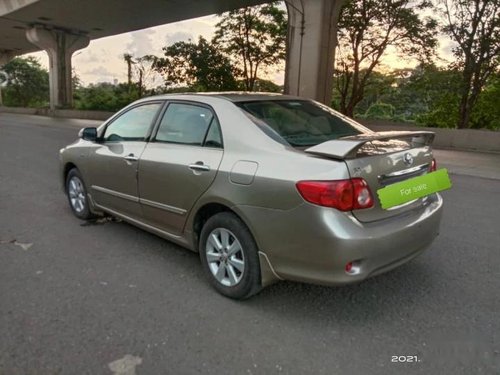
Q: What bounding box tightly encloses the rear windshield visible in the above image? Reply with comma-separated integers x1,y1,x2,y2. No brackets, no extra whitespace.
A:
236,100,369,147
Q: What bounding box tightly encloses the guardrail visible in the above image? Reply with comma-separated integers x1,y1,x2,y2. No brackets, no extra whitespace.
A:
359,119,500,154
0,106,113,121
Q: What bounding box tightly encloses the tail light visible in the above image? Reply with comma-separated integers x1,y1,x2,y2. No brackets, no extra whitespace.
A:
296,178,374,211
430,158,437,172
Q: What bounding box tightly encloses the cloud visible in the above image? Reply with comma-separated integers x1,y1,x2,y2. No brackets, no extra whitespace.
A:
439,38,456,62
74,49,105,64
83,65,117,82
165,31,194,46
125,28,156,57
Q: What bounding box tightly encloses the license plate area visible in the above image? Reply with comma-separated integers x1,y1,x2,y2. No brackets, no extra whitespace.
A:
377,169,452,209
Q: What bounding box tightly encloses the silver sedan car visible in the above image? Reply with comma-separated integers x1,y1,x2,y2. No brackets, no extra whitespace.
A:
60,93,443,299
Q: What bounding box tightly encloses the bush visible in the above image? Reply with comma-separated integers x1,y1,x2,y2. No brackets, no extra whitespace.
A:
363,102,395,120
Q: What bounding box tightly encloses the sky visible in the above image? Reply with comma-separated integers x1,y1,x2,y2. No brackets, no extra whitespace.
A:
25,11,455,88
27,15,221,87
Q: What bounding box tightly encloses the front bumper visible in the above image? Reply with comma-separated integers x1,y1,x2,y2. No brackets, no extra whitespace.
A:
236,193,443,286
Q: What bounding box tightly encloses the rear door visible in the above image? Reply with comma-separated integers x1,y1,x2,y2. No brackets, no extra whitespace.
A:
138,101,223,235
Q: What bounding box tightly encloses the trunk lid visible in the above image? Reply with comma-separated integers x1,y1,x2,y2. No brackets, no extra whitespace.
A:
305,131,435,222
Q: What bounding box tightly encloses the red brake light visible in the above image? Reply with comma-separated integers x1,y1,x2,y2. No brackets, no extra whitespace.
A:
430,158,437,172
296,178,374,211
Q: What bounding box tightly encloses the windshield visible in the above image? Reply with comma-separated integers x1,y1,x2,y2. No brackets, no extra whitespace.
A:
237,100,371,147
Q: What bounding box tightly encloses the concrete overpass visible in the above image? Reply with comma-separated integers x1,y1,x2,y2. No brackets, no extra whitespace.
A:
0,0,344,109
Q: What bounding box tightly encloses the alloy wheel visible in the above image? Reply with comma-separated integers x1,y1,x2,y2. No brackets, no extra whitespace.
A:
68,176,86,213
205,228,245,287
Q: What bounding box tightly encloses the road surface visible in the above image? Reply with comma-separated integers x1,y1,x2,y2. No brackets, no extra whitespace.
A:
1,113,499,374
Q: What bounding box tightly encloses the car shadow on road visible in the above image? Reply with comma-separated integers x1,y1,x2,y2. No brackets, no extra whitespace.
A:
242,258,440,325
85,217,440,325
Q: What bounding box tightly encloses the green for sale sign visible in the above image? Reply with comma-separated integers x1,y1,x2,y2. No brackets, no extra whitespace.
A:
377,169,452,209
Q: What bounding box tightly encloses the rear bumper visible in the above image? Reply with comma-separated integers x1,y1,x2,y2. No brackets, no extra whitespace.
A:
236,193,443,286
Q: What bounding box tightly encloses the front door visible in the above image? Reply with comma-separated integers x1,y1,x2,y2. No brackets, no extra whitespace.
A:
138,102,224,235
87,102,163,219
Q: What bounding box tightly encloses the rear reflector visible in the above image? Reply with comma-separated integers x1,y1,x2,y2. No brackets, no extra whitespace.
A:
296,178,374,211
345,262,353,272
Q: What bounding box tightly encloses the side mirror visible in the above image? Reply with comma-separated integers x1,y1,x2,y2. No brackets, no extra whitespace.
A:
79,127,98,142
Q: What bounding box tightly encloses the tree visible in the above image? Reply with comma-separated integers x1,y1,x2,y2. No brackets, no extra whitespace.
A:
123,53,134,87
363,102,395,120
439,0,500,128
1,56,49,107
74,82,139,112
122,53,158,98
335,0,438,117
333,70,396,116
152,36,238,91
133,55,158,98
375,64,463,126
213,2,287,91
470,73,500,130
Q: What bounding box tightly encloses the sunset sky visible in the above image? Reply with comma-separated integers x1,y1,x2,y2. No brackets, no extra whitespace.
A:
25,12,455,87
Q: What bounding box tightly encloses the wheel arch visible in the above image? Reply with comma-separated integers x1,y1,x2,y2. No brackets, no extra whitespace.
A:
190,200,281,288
190,201,261,251
62,162,78,192
192,202,240,251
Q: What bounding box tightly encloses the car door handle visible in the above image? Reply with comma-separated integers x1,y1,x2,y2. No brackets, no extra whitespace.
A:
189,162,210,172
124,154,139,162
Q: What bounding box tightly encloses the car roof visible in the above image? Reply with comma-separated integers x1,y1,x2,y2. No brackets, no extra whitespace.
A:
145,92,309,103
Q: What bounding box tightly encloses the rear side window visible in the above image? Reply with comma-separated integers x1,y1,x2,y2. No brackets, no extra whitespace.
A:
155,103,222,147
103,102,162,142
237,100,367,147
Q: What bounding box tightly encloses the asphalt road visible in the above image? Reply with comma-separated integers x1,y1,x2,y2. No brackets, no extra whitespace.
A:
1,113,499,375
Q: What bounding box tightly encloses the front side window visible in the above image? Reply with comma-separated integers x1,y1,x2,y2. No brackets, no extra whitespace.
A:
237,100,370,147
103,102,162,142
155,102,222,147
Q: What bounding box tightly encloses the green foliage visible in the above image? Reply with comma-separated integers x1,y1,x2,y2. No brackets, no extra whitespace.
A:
439,0,500,128
393,64,461,127
152,36,238,91
253,78,282,93
333,71,396,116
213,2,287,91
363,102,395,120
74,83,140,112
335,0,438,116
470,75,500,130
122,54,157,98
395,66,462,127
1,56,49,107
150,2,286,92
415,92,460,128
341,64,499,130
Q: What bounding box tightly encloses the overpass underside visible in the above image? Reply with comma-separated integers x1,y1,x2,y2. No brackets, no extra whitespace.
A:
0,0,344,109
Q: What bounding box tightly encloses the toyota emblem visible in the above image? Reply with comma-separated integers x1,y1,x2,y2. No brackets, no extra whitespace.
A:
403,153,413,166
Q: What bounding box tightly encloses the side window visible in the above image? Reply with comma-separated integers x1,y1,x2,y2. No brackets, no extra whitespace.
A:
204,117,223,148
103,102,162,142
155,103,221,147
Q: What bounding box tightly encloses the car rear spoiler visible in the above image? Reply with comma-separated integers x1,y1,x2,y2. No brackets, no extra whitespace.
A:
304,131,435,160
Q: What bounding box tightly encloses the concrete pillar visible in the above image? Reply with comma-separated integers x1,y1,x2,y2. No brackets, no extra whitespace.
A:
26,27,89,109
284,0,345,105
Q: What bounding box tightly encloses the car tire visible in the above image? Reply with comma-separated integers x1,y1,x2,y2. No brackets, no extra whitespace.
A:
199,212,262,299
66,168,95,220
